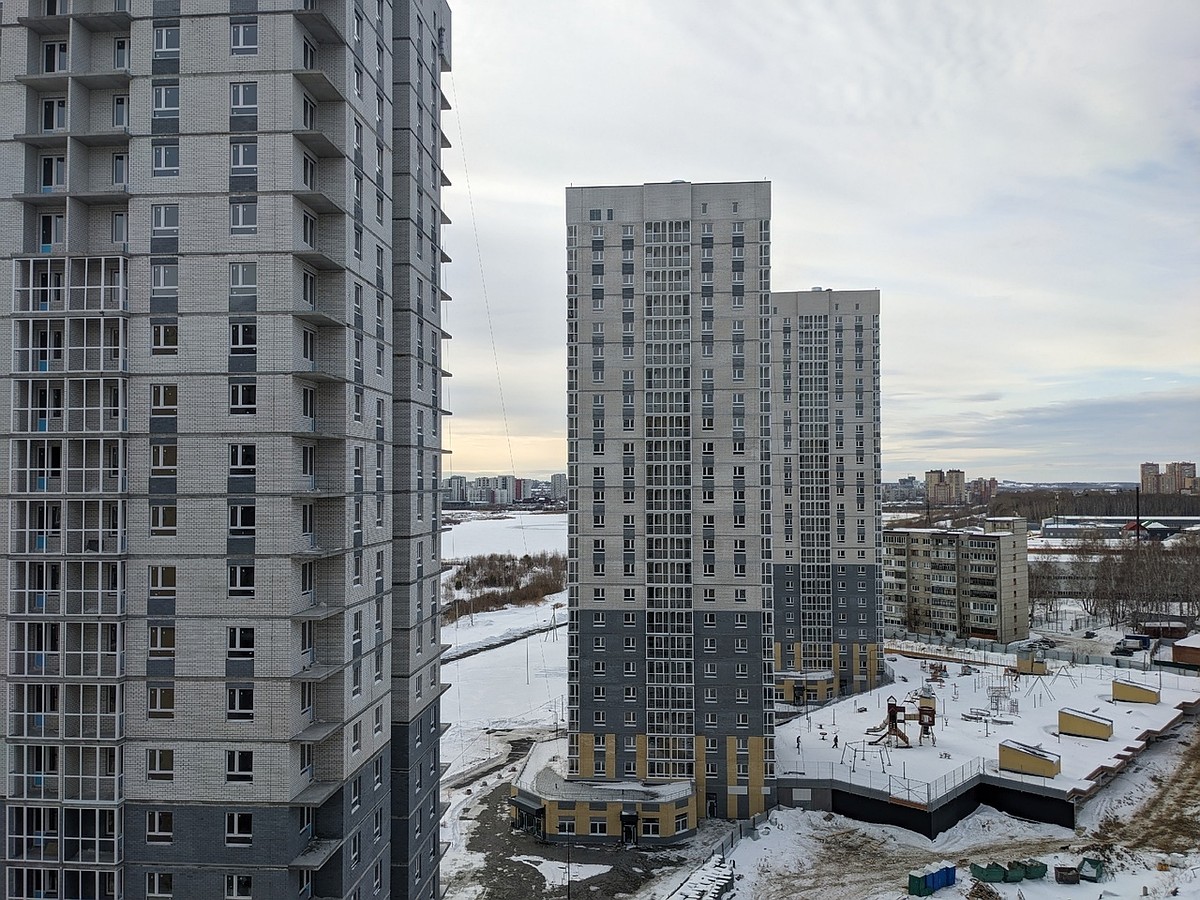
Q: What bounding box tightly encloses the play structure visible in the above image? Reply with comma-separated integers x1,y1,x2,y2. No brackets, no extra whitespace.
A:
841,738,892,770
864,688,938,748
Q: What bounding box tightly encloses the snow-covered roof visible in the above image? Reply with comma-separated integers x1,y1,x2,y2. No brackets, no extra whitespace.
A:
776,649,1200,804
1175,632,1200,649
999,740,1059,762
1060,707,1112,726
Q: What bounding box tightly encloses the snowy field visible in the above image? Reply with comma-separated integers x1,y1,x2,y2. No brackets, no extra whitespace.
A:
441,619,567,779
442,511,566,559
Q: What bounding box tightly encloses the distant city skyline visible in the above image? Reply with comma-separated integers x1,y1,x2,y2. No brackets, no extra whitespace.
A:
437,0,1199,483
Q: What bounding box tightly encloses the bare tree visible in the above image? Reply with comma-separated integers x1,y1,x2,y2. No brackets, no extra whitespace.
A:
1028,558,1060,627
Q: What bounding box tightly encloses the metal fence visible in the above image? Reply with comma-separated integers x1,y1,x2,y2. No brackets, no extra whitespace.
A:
664,811,770,899
882,627,1172,672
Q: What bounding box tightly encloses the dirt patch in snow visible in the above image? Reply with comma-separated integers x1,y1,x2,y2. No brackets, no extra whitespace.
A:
1093,730,1200,853
443,780,695,900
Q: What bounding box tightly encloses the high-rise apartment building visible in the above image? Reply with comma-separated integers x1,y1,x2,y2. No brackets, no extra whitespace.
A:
0,1,451,898
882,518,1029,644
924,468,965,506
770,289,882,703
564,181,776,823
1141,461,1197,495
549,472,568,501
1140,462,1161,495
1164,462,1196,495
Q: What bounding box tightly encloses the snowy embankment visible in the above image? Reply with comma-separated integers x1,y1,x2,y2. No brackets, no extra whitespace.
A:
439,512,569,782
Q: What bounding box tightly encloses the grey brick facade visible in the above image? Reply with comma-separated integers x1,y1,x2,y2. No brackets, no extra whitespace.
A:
0,1,451,897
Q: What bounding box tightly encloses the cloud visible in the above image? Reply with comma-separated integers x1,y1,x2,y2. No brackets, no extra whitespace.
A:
884,387,1200,481
438,0,1200,481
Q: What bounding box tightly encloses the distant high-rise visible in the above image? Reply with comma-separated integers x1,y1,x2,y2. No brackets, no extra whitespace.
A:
1141,461,1196,495
550,472,569,501
0,1,452,897
1141,462,1162,495
925,468,966,505
564,181,776,823
770,289,882,703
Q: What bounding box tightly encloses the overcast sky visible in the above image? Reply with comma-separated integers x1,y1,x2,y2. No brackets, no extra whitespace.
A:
435,1,1199,484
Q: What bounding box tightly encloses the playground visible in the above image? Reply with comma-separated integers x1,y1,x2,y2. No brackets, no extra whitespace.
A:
776,648,1200,812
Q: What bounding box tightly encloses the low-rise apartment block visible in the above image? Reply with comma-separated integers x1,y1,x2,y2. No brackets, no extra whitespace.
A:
883,518,1029,643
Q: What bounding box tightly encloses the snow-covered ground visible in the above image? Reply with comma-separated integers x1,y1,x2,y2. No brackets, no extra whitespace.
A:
439,512,569,778
442,591,566,660
442,623,567,779
435,513,1200,899
442,511,566,559
776,651,1200,799
724,803,1200,900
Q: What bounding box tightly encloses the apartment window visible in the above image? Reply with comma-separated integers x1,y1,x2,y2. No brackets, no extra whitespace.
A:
228,504,255,537
147,686,174,724
302,93,317,129
153,25,180,58
302,37,317,69
229,381,257,414
152,83,179,118
147,749,174,781
146,873,173,898
112,95,127,127
40,154,66,190
148,625,175,658
149,565,176,600
227,627,254,659
230,199,257,235
299,155,318,193
150,442,177,476
151,262,178,297
226,686,254,721
229,321,257,354
149,504,176,536
228,564,255,598
225,875,252,900
146,811,173,844
225,812,252,846
229,444,256,476
303,212,318,247
230,82,258,116
230,139,257,176
351,721,362,753
112,212,128,244
152,142,179,176
41,97,67,132
230,18,258,54
230,262,256,299
113,37,129,69
150,321,178,355
223,749,253,784
151,204,179,237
